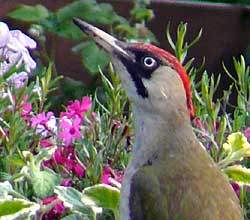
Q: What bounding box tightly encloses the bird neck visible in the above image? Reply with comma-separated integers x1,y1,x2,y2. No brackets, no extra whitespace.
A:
132,105,196,165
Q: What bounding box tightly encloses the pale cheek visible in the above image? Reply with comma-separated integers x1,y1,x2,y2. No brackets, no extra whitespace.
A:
143,78,168,101
160,88,169,99
112,59,138,100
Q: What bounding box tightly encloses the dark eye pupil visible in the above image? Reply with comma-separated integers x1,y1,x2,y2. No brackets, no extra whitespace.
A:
145,58,153,65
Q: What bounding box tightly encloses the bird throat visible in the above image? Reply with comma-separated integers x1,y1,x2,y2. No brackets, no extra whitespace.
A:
120,105,195,220
133,103,194,159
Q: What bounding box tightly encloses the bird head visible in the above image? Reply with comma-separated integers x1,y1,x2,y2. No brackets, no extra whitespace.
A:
73,18,195,120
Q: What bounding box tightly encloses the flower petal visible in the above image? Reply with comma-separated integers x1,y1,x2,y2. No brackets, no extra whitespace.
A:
0,22,10,47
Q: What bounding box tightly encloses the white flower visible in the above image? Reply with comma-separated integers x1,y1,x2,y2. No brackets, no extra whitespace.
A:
7,71,28,89
32,82,42,96
0,22,10,47
10,30,36,49
46,115,57,134
7,36,36,72
0,21,37,75
35,115,57,138
0,61,12,76
0,90,8,99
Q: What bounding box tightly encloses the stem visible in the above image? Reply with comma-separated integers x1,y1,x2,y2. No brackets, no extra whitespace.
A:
239,185,245,208
113,210,120,220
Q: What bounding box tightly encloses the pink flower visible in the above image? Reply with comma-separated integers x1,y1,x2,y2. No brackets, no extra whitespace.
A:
40,139,53,148
31,112,54,127
44,146,86,179
59,117,81,146
53,148,66,164
60,178,73,187
231,182,240,198
91,112,100,123
193,117,203,129
111,119,122,134
113,119,121,129
42,195,65,220
64,159,75,171
42,159,54,169
21,102,32,117
42,195,58,205
31,112,57,137
64,145,75,156
102,167,112,185
101,166,123,187
61,96,91,120
244,127,250,142
20,96,32,120
74,163,85,178
53,147,74,165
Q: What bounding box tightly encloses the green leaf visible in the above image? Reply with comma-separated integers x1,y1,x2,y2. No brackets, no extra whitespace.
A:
223,132,250,153
223,165,250,185
83,184,120,212
131,8,154,22
57,1,121,25
0,181,13,199
81,41,110,74
55,186,83,208
55,186,96,219
0,181,27,200
166,23,176,51
31,170,60,198
55,21,85,40
115,24,137,37
8,4,49,22
8,155,25,168
83,3,122,25
0,199,39,219
61,213,89,220
57,1,94,22
35,147,56,168
0,172,12,181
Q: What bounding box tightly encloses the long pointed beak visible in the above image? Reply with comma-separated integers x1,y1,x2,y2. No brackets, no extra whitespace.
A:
73,18,130,59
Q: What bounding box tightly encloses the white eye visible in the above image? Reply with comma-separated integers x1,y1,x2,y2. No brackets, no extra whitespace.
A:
143,56,157,68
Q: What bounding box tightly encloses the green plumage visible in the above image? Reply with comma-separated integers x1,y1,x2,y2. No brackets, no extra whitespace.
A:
128,142,243,220
129,166,168,220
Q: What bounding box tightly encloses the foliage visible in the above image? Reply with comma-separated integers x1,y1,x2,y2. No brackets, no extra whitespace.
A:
0,60,130,219
0,199,40,219
2,1,250,219
55,184,120,220
8,0,155,75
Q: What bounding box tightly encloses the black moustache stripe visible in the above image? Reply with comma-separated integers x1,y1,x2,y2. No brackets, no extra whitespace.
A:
118,56,149,98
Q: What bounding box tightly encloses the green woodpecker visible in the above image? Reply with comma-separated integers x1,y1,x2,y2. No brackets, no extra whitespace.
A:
73,18,243,220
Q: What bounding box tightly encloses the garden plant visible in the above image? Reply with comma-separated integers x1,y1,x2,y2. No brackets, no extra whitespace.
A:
1,0,250,219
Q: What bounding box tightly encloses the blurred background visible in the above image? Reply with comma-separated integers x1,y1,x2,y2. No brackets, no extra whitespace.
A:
1,0,250,107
